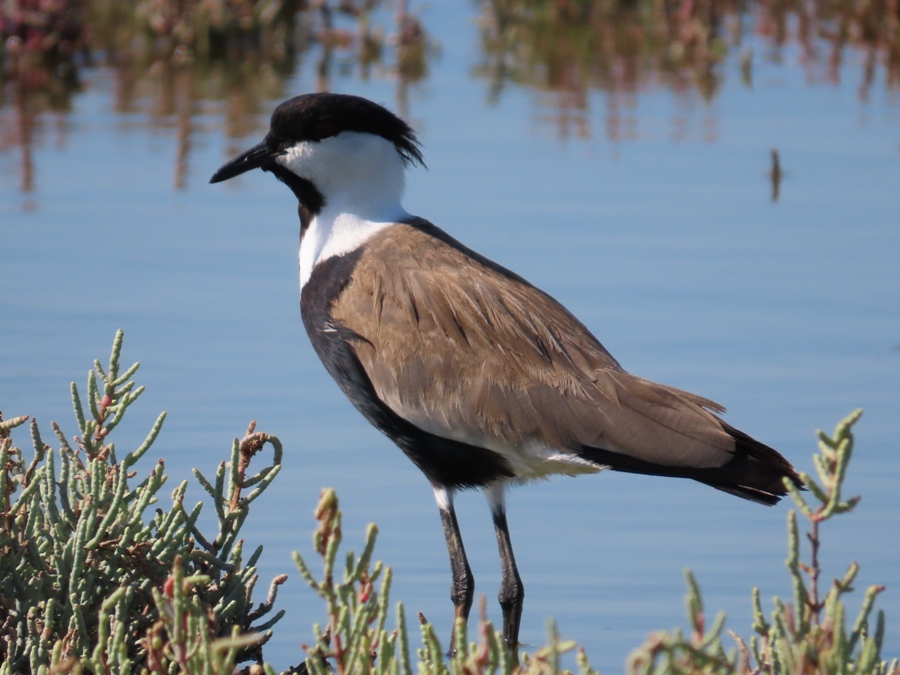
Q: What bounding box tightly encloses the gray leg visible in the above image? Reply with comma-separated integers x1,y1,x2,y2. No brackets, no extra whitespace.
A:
435,487,474,652
486,484,524,651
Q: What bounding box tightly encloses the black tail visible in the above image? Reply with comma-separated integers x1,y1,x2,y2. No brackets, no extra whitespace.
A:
579,424,803,506
697,423,804,505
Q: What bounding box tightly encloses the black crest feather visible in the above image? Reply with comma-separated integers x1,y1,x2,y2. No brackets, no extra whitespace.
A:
268,92,425,168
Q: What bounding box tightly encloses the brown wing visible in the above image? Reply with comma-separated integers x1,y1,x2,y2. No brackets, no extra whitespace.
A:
331,220,738,474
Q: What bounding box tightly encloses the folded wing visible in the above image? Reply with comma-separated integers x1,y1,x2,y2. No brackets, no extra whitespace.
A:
332,219,799,501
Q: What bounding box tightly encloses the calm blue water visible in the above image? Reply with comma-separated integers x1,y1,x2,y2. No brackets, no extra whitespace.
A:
2,4,899,671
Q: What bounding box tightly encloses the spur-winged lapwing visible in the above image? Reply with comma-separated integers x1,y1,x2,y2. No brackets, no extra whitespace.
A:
211,92,802,652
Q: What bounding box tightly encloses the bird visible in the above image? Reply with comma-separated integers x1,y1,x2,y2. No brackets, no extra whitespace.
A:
210,92,802,653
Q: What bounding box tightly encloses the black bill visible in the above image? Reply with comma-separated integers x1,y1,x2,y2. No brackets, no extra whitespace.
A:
209,139,281,183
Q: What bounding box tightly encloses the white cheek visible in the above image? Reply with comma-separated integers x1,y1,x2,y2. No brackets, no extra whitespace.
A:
278,142,318,179
276,135,365,191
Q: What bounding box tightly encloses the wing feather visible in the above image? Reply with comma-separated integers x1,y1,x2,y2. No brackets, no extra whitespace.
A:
332,220,739,475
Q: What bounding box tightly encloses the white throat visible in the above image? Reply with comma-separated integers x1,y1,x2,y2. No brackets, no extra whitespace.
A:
298,209,407,289
278,132,411,289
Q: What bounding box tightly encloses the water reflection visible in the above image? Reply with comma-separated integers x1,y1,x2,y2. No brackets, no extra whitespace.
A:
473,0,900,141
2,0,899,197
0,0,429,200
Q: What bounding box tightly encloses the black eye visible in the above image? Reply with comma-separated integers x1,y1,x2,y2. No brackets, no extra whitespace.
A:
314,121,337,140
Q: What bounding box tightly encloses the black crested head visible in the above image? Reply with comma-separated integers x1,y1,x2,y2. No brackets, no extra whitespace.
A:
210,92,424,208
269,92,425,168
210,93,423,230
209,94,424,183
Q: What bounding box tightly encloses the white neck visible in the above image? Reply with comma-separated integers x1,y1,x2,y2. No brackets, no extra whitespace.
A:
298,199,409,289
278,132,411,289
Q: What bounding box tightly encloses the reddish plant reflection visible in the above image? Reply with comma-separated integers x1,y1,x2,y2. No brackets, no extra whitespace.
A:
2,0,898,200
474,0,900,141
0,0,430,200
